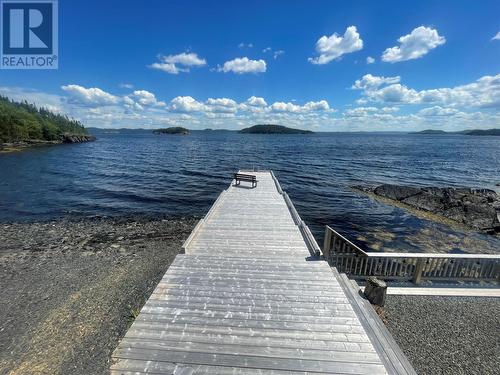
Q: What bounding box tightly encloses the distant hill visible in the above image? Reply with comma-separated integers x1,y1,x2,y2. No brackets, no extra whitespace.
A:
411,129,500,136
0,95,89,143
413,129,448,134
413,128,500,136
153,126,190,135
239,124,313,134
463,129,500,136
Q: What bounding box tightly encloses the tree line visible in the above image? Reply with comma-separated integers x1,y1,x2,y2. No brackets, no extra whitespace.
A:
0,95,87,143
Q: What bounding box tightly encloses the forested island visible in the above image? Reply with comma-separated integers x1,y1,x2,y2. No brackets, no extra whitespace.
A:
0,96,94,151
413,129,447,134
414,128,500,136
153,126,190,135
239,124,313,134
464,129,500,136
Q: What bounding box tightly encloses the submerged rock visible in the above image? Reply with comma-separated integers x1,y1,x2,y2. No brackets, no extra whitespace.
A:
357,184,500,234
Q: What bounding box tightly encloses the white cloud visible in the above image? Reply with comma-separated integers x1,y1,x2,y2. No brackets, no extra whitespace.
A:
61,84,118,106
262,47,285,59
122,96,143,111
130,90,165,107
304,100,330,111
308,26,363,65
273,50,285,59
246,96,267,107
270,102,302,113
238,42,253,49
270,100,331,113
149,52,206,74
5,72,499,131
366,56,375,64
149,62,180,74
119,83,134,89
162,52,206,67
352,74,401,90
206,98,238,113
355,73,500,108
169,96,206,112
418,106,459,116
382,26,446,63
492,32,500,41
344,106,399,117
419,74,500,108
218,57,267,74
368,84,420,103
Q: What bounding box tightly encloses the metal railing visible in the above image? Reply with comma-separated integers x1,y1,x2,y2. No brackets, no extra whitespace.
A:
323,225,500,284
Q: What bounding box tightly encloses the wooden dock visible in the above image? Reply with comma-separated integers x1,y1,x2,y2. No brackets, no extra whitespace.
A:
111,171,415,374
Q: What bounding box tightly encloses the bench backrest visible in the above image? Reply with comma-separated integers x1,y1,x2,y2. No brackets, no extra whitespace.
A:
234,173,256,181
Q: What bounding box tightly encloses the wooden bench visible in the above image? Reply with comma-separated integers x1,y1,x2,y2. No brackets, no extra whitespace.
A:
234,173,257,188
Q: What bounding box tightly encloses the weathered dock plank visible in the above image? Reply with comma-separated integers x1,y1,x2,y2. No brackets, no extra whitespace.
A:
111,171,415,374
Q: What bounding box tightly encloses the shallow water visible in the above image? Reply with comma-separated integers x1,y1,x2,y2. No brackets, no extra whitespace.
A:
1,129,499,253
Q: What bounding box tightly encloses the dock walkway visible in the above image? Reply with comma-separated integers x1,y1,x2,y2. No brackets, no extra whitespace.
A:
111,171,415,374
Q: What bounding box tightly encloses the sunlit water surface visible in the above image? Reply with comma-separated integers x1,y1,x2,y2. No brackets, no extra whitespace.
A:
1,129,499,254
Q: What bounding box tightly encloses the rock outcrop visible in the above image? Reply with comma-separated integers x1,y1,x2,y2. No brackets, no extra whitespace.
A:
61,134,97,143
356,184,500,234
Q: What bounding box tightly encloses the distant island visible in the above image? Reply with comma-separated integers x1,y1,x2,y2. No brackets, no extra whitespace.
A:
413,129,448,135
414,128,500,136
464,129,500,136
0,95,95,152
153,127,190,135
239,124,313,134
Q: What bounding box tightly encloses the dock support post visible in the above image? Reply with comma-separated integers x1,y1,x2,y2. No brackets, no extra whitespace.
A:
364,277,387,306
412,259,425,284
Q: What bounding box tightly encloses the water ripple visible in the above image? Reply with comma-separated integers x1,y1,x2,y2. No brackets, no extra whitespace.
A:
0,130,499,253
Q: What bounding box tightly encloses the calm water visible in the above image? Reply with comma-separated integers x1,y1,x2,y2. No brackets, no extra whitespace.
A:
1,129,499,254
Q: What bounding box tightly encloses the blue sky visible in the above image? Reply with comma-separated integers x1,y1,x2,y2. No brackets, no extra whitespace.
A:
1,0,499,130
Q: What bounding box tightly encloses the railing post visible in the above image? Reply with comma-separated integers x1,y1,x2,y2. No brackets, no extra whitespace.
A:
323,226,332,263
412,258,425,284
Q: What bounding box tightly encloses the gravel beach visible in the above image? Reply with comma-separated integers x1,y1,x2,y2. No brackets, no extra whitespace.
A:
384,295,500,375
0,216,197,375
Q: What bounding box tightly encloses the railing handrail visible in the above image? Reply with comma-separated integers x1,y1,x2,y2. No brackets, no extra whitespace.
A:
270,170,283,195
301,220,322,256
283,192,301,225
325,225,500,260
355,253,500,259
324,225,500,284
325,225,369,255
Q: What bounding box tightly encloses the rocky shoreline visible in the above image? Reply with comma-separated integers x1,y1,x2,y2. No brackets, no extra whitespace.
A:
0,134,96,153
0,216,197,374
354,184,500,234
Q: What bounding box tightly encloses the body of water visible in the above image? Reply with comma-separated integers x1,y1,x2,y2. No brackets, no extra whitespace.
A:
1,129,499,253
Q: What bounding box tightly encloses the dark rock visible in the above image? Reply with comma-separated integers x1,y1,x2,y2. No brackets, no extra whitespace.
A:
373,184,421,201
61,134,97,143
402,192,444,212
362,184,500,234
